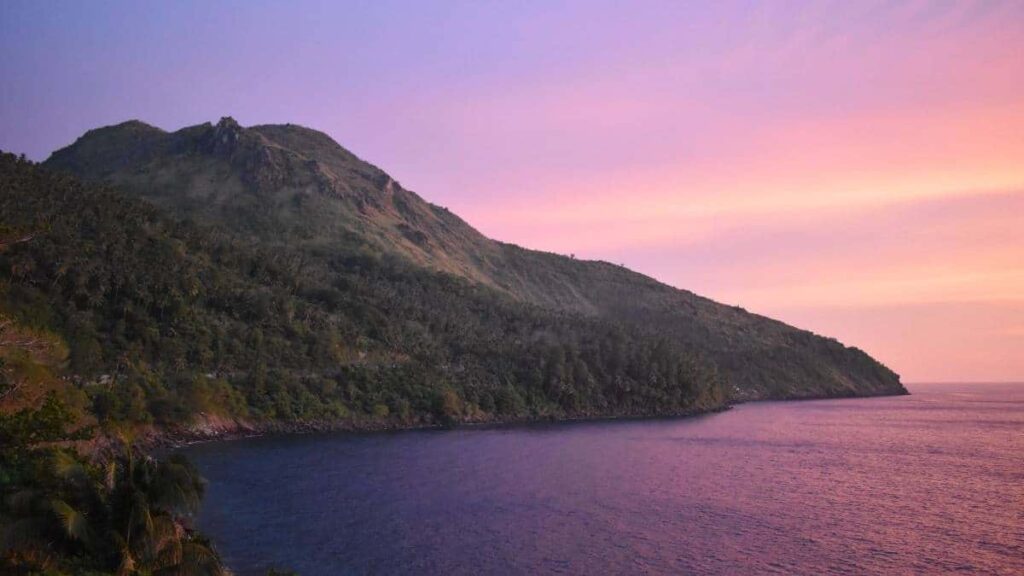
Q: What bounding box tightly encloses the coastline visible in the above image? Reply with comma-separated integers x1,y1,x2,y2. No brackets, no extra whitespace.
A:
153,385,909,450
161,386,908,574
152,404,735,450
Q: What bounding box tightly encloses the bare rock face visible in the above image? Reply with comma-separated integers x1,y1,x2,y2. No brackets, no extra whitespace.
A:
208,116,243,152
44,118,906,401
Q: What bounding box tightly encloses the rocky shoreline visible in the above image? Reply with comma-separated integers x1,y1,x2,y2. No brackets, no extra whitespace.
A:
149,404,736,449
113,384,911,455
140,386,910,451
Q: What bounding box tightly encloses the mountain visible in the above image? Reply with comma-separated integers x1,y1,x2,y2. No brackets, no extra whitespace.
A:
1,152,727,434
44,117,905,403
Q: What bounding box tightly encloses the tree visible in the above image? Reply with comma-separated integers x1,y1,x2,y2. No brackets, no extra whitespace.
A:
1,401,225,575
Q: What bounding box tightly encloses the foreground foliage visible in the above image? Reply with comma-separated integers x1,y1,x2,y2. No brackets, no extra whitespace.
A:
0,396,224,575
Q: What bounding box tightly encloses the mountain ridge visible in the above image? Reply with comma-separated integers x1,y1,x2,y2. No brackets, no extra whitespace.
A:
42,117,906,401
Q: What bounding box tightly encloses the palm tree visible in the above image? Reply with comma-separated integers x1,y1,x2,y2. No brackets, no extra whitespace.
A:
106,442,224,576
2,436,226,575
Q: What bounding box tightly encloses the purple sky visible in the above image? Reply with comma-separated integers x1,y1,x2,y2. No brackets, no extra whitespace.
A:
2,0,1023,382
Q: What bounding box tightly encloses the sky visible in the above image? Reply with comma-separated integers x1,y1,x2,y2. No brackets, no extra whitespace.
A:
1,0,1022,382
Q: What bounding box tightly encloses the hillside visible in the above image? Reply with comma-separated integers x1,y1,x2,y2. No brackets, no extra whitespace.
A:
0,152,728,435
43,118,906,401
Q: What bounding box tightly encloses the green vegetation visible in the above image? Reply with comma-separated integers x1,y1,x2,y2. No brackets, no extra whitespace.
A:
44,118,905,401
0,287,224,574
1,394,224,575
1,152,726,432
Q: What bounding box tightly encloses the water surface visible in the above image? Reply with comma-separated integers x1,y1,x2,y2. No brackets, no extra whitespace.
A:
185,383,1024,575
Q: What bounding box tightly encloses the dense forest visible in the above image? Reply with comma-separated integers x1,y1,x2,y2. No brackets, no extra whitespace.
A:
1,152,727,430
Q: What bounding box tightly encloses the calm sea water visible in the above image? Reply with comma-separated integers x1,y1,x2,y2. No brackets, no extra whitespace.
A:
184,383,1024,575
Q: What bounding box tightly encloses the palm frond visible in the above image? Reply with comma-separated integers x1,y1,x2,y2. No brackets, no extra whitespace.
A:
50,498,92,542
137,498,155,537
178,540,227,576
151,515,184,551
150,456,205,516
51,449,87,481
104,459,117,491
117,548,137,576
148,533,184,573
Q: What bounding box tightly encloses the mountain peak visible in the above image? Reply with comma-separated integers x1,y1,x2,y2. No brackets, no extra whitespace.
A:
206,116,248,155
216,116,241,130
77,119,165,142
45,120,166,175
112,119,164,132
213,116,243,139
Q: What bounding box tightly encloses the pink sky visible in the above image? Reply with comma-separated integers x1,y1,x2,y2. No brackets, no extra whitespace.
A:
2,1,1022,381
377,2,1024,382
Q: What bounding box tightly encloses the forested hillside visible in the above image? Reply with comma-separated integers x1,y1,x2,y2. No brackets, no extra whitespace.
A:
1,121,903,573
1,152,727,435
44,118,906,400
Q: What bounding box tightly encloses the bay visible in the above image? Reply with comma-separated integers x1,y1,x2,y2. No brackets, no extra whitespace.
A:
185,383,1024,575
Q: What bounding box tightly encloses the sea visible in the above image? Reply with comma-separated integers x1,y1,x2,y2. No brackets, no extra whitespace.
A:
184,382,1024,575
